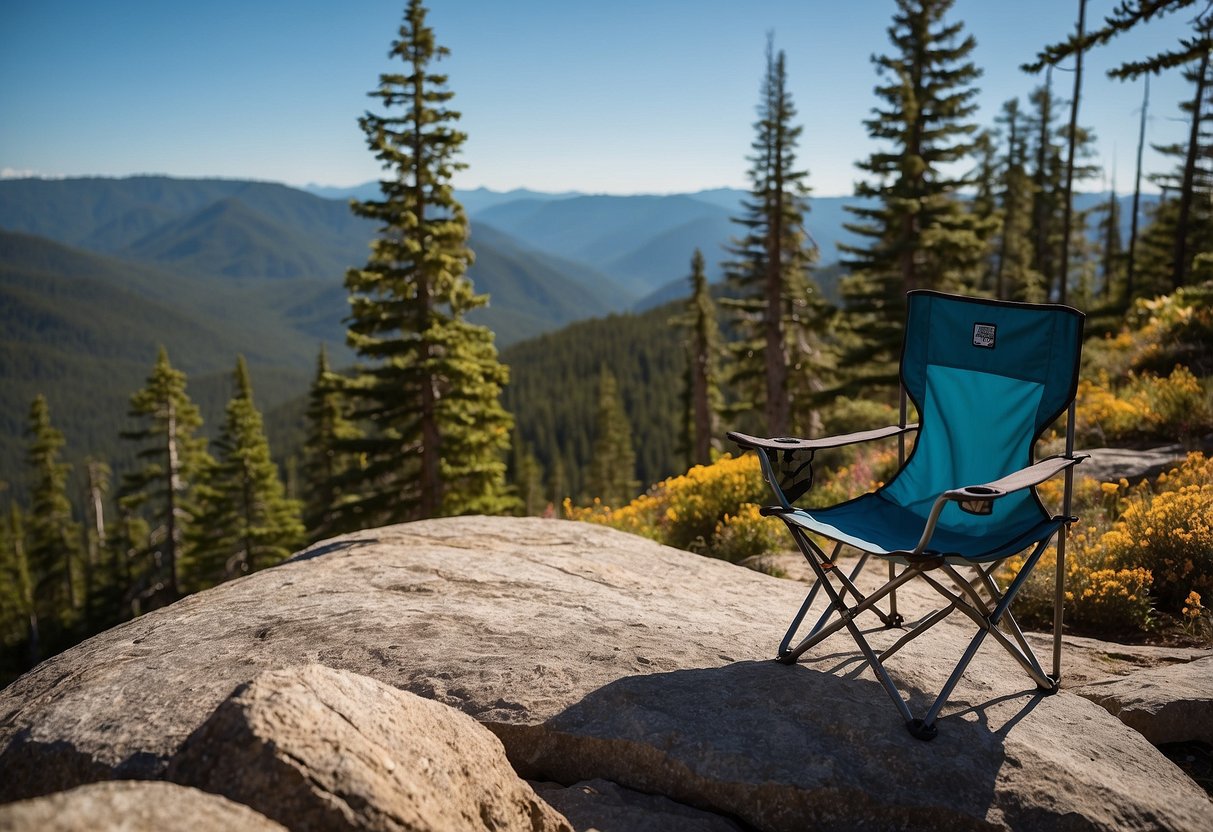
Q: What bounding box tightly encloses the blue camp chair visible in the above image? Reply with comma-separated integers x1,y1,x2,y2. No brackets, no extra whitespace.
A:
729,290,1087,740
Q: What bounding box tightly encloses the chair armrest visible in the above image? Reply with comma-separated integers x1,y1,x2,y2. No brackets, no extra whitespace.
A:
906,454,1089,558
941,454,1090,509
729,424,919,510
727,423,919,452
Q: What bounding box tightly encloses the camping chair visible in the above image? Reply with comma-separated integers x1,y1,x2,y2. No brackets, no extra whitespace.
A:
729,290,1086,740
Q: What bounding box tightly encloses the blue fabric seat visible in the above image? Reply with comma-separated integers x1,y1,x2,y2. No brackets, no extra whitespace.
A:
785,494,1062,562
729,290,1087,740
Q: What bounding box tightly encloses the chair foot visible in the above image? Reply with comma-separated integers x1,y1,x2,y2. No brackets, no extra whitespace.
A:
906,718,938,741
886,613,905,628
774,652,797,665
1039,674,1061,694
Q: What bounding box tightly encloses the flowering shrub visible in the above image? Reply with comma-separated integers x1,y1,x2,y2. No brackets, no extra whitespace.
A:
1001,540,1155,635
1182,590,1207,638
1076,366,1212,445
1084,282,1213,378
1101,468,1213,611
1005,453,1213,636
712,503,787,562
565,444,903,562
1075,284,1213,445
565,453,775,557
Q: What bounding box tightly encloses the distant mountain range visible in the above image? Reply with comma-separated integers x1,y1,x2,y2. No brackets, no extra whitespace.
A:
0,173,1158,493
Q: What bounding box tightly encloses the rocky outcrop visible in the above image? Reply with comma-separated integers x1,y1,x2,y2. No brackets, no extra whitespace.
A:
1080,444,1194,485
1,517,1210,831
0,781,287,832
1073,656,1213,745
168,664,569,832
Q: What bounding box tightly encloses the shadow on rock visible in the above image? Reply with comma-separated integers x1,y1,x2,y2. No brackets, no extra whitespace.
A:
495,660,1048,832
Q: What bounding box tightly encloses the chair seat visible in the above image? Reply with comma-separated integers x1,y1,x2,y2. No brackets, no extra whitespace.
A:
783,492,1063,562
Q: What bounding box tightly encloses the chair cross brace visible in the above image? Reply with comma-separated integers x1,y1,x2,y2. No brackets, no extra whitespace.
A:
775,520,1059,741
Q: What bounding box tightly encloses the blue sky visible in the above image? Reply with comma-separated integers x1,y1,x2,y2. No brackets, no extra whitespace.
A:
0,1,1203,196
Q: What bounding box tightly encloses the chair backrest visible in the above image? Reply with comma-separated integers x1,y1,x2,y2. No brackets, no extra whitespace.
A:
881,291,1084,537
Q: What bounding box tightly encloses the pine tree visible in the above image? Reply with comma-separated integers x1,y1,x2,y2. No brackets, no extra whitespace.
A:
301,346,360,543
585,367,638,508
341,0,514,526
548,454,566,513
0,503,38,666
25,395,82,645
1024,74,1103,303
971,128,1002,292
119,347,211,605
1097,179,1125,300
723,38,824,437
1026,71,1064,292
1026,0,1209,80
188,358,304,590
993,98,1045,300
1132,54,1213,294
838,0,988,393
104,501,147,619
679,249,722,467
1167,43,1210,289
1127,75,1152,301
81,457,110,629
508,429,545,516
1026,0,1212,295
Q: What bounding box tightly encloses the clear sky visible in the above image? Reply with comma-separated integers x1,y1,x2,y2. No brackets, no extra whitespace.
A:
0,1,1203,197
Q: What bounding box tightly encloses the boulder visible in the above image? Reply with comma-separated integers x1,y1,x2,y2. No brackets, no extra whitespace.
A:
1,516,1211,831
168,663,569,832
1073,656,1213,745
532,779,745,832
1079,445,1191,485
0,781,286,832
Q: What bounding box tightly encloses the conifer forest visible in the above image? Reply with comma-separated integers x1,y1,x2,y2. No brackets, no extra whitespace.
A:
2,0,1212,682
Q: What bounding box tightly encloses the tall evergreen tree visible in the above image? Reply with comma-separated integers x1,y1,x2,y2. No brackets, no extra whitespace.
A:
1097,177,1125,299
1027,0,1212,294
508,429,546,516
301,346,360,543
1026,71,1064,291
1134,57,1213,295
724,38,823,437
993,98,1045,300
1127,75,1152,300
1,504,38,666
119,347,211,605
1022,0,1099,305
838,0,988,393
1023,74,1102,303
188,358,304,590
585,367,638,508
1167,42,1210,289
1026,0,1210,80
341,0,514,525
25,395,82,646
104,501,147,619
679,249,722,467
971,128,1002,293
81,457,110,629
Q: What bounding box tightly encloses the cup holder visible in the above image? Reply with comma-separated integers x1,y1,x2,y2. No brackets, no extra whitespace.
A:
962,486,1000,496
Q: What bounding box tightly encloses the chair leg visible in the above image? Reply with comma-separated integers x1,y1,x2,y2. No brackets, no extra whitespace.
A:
779,529,920,663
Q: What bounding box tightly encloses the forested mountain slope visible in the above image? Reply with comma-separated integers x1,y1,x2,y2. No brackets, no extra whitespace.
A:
501,303,688,501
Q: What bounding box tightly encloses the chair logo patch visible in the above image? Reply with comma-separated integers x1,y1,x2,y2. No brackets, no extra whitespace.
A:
972,322,997,349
